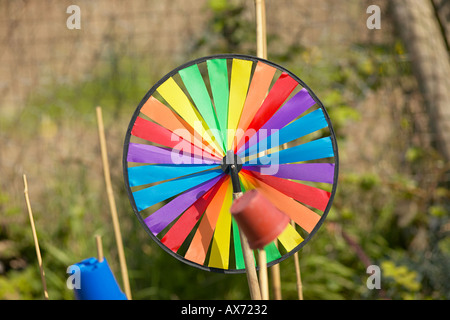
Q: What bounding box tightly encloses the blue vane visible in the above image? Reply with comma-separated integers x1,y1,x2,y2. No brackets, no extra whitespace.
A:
244,137,334,166
128,164,219,187
240,109,328,157
132,169,224,212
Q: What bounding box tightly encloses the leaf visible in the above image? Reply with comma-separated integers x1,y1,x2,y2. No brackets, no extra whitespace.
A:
44,242,74,266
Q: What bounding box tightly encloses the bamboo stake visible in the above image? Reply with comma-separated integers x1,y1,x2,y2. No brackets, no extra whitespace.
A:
96,106,132,300
261,0,267,58
240,231,262,300
255,0,275,300
234,191,262,300
95,235,104,263
292,220,304,300
23,174,49,300
270,243,282,300
258,250,269,300
255,0,267,59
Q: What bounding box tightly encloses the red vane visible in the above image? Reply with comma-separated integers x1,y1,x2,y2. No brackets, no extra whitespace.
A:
235,72,298,152
161,177,226,252
132,116,220,160
248,171,331,212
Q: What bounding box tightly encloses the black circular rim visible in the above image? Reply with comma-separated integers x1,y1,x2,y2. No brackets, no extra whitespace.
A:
123,53,339,274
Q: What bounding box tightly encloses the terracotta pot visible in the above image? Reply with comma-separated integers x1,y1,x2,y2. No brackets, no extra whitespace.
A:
230,189,289,249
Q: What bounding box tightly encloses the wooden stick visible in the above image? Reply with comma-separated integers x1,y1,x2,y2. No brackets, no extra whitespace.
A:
261,0,267,58
270,242,282,300
255,0,267,59
258,250,269,300
96,106,132,300
255,0,277,301
95,235,104,263
239,231,262,300
23,174,49,300
234,192,262,300
292,220,304,300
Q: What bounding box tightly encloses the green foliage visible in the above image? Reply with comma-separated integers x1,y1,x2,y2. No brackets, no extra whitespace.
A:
0,268,42,300
25,53,150,128
191,0,255,56
381,261,421,299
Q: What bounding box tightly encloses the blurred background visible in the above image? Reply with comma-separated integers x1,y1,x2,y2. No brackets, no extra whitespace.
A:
0,0,449,300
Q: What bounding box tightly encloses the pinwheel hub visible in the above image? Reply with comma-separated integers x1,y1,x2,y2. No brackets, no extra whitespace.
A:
220,150,243,174
221,150,244,194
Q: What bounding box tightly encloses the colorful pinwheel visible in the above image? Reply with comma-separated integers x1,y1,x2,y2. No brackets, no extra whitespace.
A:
123,54,338,273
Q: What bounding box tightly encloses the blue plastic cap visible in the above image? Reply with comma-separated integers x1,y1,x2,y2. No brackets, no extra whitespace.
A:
71,257,127,300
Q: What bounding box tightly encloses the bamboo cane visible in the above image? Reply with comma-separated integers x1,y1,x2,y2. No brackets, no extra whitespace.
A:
292,220,304,300
23,174,49,300
258,250,269,300
270,243,282,300
96,106,132,300
255,0,267,59
95,235,104,263
239,227,262,300
254,0,274,300
234,190,261,300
